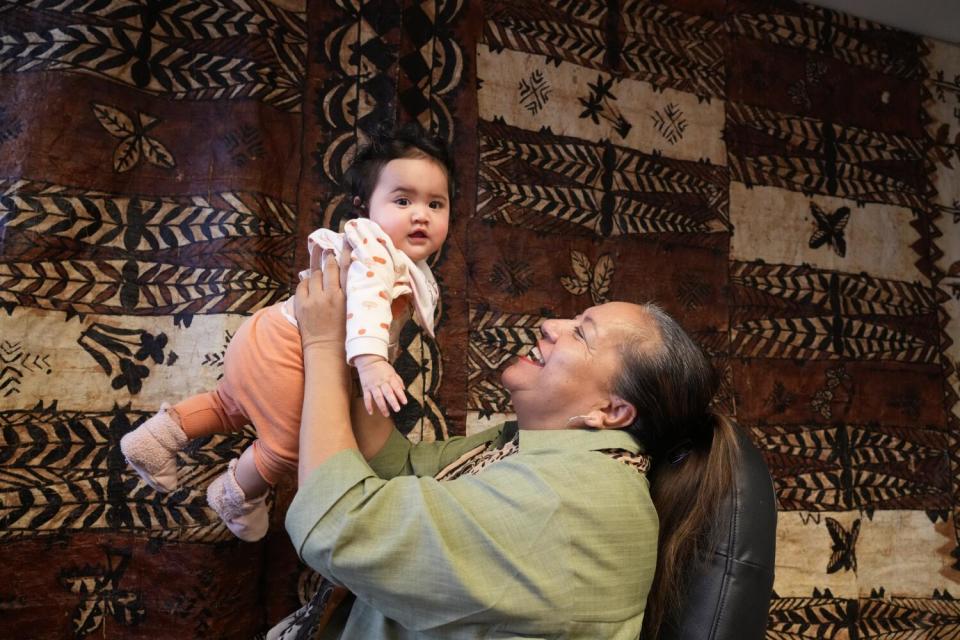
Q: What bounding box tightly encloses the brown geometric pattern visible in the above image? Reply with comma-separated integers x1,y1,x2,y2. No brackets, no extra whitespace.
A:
2,0,960,637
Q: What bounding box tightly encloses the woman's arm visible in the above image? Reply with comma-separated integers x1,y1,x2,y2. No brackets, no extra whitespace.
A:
293,251,359,485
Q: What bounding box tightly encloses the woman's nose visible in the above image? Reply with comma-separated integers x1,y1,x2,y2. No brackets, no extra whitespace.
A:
541,319,558,341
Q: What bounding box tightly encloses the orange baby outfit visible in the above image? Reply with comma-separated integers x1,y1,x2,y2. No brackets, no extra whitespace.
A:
175,304,304,485
174,219,438,486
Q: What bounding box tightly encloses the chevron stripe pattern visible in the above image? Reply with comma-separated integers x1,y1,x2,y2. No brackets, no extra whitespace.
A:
468,304,544,416
0,404,250,542
730,261,938,362
752,424,949,510
485,0,725,97
727,103,931,208
730,6,924,79
0,0,306,111
477,120,728,236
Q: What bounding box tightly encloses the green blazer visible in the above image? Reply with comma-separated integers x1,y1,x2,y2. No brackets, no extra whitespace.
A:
285,423,658,639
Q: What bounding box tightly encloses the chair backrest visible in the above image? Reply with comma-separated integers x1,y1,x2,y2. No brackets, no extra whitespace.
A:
660,426,778,640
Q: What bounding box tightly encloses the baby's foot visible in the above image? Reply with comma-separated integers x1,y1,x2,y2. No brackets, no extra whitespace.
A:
206,459,269,542
120,403,187,493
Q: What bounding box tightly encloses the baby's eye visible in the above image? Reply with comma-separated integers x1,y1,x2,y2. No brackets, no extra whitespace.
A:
395,197,410,206
429,200,445,209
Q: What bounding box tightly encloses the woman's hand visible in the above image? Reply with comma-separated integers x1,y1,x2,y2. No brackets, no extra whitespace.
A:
294,250,357,484
295,250,346,353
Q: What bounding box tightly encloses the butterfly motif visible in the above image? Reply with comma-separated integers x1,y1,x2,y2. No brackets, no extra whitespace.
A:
825,517,860,573
809,203,851,257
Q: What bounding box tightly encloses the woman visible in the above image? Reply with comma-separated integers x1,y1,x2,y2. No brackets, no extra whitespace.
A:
276,254,739,639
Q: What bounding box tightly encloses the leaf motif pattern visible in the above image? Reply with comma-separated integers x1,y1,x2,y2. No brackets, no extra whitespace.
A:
477,121,729,237
560,250,614,304
92,103,135,138
590,254,614,305
93,103,176,173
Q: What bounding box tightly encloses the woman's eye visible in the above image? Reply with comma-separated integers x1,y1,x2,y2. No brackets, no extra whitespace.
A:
574,327,585,341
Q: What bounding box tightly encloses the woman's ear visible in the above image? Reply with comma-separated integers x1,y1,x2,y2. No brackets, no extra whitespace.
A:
602,394,637,429
579,396,636,430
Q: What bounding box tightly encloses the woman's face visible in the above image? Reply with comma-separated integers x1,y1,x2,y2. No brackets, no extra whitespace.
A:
501,302,652,430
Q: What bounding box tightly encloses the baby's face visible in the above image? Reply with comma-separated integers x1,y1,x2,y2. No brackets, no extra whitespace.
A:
366,157,450,262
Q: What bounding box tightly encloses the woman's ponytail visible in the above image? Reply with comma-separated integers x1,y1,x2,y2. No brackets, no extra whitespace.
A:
611,304,740,639
642,412,740,639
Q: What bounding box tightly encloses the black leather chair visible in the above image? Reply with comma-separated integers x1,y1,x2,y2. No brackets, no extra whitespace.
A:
661,427,778,640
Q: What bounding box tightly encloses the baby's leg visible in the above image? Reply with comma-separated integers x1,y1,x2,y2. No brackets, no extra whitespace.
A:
174,387,249,439
234,446,269,498
202,303,304,541
120,384,248,494
206,444,269,542
225,304,305,485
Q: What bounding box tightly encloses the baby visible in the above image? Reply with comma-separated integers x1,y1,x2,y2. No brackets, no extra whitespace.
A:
120,124,453,541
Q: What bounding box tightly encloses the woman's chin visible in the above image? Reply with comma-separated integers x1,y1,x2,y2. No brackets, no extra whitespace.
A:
500,361,522,391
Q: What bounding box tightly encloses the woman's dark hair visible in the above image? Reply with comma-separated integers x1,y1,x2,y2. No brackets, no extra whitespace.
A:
611,303,740,640
343,123,456,206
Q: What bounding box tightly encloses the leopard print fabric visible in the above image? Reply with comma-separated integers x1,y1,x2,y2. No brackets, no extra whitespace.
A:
434,433,652,481
597,448,652,475
435,433,520,481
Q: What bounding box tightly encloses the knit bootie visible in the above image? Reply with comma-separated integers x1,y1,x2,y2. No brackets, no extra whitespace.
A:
206,459,269,542
120,403,188,493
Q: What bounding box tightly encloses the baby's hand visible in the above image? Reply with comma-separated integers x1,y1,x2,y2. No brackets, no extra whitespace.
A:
354,356,407,417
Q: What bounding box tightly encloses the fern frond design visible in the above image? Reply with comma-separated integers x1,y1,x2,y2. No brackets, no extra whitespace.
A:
859,596,960,636
478,126,728,236
753,423,949,510
766,593,851,638
0,405,251,541
727,103,926,162
727,103,929,207
482,138,604,186
484,16,606,67
0,259,288,316
0,2,306,112
486,1,724,97
0,179,294,251
731,10,916,78
731,316,934,362
729,262,938,356
548,0,608,25
731,262,935,313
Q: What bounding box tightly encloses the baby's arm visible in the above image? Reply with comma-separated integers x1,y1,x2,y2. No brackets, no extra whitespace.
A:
354,354,406,417
341,220,408,416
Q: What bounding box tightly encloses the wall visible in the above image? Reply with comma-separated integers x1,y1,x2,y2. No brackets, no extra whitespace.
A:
0,0,958,636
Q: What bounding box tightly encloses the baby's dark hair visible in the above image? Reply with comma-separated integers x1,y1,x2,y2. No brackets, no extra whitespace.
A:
343,123,456,206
